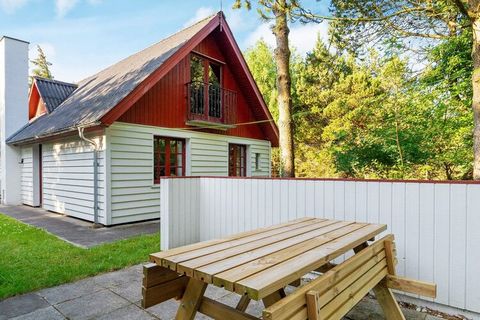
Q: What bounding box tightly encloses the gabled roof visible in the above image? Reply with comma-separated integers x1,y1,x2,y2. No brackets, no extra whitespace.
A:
7,12,279,146
33,77,77,113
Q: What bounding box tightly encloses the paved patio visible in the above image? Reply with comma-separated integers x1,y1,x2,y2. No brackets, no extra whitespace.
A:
0,205,159,247
0,264,444,320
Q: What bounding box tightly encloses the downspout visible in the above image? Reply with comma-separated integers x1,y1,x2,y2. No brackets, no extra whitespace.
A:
77,127,101,228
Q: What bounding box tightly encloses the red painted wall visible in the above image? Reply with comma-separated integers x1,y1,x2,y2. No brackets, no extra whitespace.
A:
118,31,270,141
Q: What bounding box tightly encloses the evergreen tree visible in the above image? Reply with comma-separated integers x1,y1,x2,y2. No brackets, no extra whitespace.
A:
31,45,53,80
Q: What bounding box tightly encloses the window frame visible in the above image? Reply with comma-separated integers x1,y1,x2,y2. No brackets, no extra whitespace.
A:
153,136,186,184
228,143,247,177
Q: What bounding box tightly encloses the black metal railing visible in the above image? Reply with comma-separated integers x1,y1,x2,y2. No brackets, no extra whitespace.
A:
187,82,236,125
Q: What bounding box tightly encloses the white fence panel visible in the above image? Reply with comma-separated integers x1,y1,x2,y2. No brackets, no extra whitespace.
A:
160,177,480,315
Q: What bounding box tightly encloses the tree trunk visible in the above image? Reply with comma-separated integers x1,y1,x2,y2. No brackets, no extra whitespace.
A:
472,16,480,179
272,0,295,177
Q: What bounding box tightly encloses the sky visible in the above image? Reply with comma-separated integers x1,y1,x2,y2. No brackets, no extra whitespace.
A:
0,0,329,83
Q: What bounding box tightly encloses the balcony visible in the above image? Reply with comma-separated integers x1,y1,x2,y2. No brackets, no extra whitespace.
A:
186,82,237,130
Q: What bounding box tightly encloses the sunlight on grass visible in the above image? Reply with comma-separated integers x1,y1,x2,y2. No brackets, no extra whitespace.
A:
0,213,160,299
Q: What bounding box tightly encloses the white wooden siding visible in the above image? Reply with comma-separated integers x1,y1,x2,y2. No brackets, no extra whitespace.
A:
106,122,271,225
41,135,106,224
160,177,480,316
20,146,33,206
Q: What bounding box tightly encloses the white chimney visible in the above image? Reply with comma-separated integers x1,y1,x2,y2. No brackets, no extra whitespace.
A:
0,36,29,205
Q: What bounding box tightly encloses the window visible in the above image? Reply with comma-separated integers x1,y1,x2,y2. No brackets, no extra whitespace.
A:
255,153,260,171
189,54,222,119
153,136,185,183
229,144,247,177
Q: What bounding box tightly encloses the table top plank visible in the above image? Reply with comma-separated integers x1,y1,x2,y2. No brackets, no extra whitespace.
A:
234,223,386,299
161,218,325,270
176,219,344,277
211,223,367,291
150,217,315,263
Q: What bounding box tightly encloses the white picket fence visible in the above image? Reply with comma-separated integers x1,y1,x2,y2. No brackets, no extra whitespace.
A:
159,177,480,316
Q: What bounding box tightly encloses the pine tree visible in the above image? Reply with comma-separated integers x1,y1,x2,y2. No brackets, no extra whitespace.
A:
31,45,53,80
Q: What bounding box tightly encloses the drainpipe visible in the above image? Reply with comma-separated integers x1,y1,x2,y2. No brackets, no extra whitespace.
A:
77,127,101,228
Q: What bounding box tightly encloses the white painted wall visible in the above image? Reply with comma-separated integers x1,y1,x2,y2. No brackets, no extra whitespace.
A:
159,177,480,316
0,36,29,204
105,122,271,225
41,134,106,224
20,146,34,206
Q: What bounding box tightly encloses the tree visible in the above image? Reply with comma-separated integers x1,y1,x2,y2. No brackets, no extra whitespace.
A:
234,0,299,177
302,1,480,178
31,45,53,80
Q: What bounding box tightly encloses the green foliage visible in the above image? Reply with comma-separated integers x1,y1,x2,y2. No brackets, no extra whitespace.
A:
245,28,473,179
30,45,53,80
0,214,159,298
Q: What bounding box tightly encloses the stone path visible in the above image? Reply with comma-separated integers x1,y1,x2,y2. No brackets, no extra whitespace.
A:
0,205,158,247
0,264,444,320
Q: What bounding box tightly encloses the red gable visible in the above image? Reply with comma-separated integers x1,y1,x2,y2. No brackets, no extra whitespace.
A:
101,12,279,146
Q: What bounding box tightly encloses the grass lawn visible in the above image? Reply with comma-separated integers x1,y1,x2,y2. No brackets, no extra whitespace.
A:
0,213,159,299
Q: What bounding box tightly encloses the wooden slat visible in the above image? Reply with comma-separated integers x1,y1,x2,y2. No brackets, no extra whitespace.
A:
142,263,182,288
325,267,390,320
213,223,368,291
198,297,258,320
177,220,343,277
386,275,437,298
236,295,251,312
371,281,406,320
384,239,396,275
235,224,386,299
306,291,320,320
150,217,315,262
262,289,286,308
263,234,393,320
175,278,208,320
142,276,188,308
321,261,387,318
160,218,324,269
194,221,356,283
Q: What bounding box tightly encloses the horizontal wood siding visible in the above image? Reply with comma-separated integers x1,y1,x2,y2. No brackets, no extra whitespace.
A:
20,146,33,206
160,177,480,316
41,135,106,224
106,122,271,225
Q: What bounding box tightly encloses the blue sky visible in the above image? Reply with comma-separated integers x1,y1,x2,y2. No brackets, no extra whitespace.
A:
0,0,328,82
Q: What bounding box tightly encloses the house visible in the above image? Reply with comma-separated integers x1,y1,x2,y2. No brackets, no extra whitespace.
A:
0,12,278,225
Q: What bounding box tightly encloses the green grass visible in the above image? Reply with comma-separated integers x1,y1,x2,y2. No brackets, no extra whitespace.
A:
0,213,160,299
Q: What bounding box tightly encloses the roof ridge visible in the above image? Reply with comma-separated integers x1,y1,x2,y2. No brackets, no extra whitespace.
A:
76,12,219,85
34,76,77,87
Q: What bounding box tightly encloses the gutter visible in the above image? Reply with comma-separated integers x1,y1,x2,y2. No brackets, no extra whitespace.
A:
77,126,102,228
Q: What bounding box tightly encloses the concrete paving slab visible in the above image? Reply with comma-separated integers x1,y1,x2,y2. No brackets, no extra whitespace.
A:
0,205,159,248
92,265,141,289
54,289,130,320
95,304,156,320
36,277,104,305
0,293,49,320
9,306,65,320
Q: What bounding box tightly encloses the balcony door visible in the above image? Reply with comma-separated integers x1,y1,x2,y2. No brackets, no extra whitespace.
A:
189,54,222,121
229,144,247,177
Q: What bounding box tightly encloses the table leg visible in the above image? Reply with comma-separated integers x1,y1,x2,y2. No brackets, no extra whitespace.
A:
175,278,208,320
236,294,251,312
262,288,286,308
372,281,406,320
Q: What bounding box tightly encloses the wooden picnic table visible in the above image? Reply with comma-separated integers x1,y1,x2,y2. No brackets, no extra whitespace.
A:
143,217,388,319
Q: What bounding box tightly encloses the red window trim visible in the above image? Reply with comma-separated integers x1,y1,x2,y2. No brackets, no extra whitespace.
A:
229,143,247,177
154,136,186,183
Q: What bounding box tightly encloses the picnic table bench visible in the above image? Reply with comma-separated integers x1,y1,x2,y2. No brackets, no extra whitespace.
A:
142,217,436,320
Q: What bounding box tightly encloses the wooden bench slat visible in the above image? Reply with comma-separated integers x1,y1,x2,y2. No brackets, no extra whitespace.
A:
160,219,325,269
262,234,393,320
386,275,437,298
141,276,188,308
149,217,315,262
199,297,258,320
235,223,387,300
212,223,367,290
142,263,182,288
176,220,344,277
